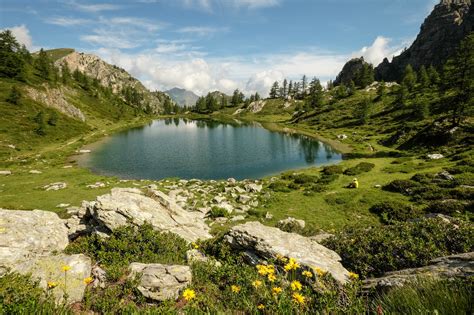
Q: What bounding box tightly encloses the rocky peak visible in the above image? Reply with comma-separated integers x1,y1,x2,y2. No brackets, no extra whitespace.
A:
333,57,367,86
375,0,473,81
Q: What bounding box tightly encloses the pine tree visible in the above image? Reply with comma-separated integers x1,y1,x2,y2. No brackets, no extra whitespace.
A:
377,80,386,99
402,65,417,91
36,48,51,80
282,79,288,98
301,75,307,94
196,97,207,113
307,77,324,109
356,97,372,125
231,89,244,107
34,111,46,135
413,96,430,119
288,81,293,97
221,95,228,108
269,81,279,99
6,85,21,105
255,92,260,101
0,30,26,79
61,62,71,85
396,84,409,108
355,63,375,88
348,80,356,96
419,65,430,89
427,65,440,86
47,111,59,126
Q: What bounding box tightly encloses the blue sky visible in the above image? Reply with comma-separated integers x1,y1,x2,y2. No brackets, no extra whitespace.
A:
1,0,438,95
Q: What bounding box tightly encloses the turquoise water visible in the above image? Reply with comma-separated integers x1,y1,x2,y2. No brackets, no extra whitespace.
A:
83,118,342,180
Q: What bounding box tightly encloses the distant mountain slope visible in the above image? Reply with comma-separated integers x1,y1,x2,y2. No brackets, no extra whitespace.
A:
55,50,170,114
165,87,199,107
376,0,473,81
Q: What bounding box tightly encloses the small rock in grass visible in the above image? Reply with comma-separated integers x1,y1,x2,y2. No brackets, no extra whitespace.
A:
43,182,67,191
29,170,42,174
427,153,444,160
0,170,12,175
56,203,70,208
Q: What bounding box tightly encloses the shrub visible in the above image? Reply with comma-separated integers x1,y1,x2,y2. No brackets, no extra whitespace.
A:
343,162,375,175
383,179,420,195
208,206,229,218
322,218,474,278
268,181,291,192
369,201,423,223
292,174,318,184
322,165,344,175
425,200,471,216
65,224,188,281
0,273,70,314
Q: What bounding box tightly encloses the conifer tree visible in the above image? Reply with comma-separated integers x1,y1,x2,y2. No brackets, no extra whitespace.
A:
0,30,26,79
36,48,51,80
402,64,417,91
427,65,440,86
6,85,21,105
419,65,430,89
307,77,324,109
269,81,279,98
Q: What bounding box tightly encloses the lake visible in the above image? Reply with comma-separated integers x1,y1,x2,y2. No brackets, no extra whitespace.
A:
80,118,342,180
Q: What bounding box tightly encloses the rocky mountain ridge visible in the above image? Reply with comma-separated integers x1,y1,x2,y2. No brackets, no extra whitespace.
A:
165,87,199,107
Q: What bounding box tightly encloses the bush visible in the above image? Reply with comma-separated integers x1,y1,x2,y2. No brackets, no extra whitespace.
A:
268,181,291,192
65,224,188,281
383,179,420,195
322,165,344,175
344,162,375,175
208,206,229,218
292,174,318,184
0,273,70,314
425,200,471,216
369,201,423,223
322,218,474,278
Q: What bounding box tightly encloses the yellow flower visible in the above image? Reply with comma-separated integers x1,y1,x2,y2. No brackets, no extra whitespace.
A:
272,286,282,295
302,270,313,278
313,267,326,277
47,281,58,289
62,265,71,272
84,277,94,285
284,258,300,272
257,264,275,276
291,280,302,291
252,280,262,288
267,273,276,282
276,254,288,263
292,292,305,305
191,242,199,249
348,272,359,280
257,304,265,310
182,288,196,301
231,285,241,293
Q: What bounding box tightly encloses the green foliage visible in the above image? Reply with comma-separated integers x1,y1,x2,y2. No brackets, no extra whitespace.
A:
354,97,372,125
65,224,188,281
374,278,473,315
6,85,21,105
35,48,53,80
383,179,420,195
322,164,344,175
369,201,423,224
354,62,375,88
268,181,291,192
343,162,375,175
269,81,280,99
33,111,46,136
208,206,229,218
306,77,324,110
0,273,71,314
0,30,26,80
418,65,430,89
323,218,474,278
402,65,417,91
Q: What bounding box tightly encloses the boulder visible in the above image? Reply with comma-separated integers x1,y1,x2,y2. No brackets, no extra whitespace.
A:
436,171,455,181
128,263,192,301
427,153,444,160
85,188,211,242
13,254,91,304
245,183,262,193
44,182,67,191
0,209,69,272
277,217,306,230
0,170,12,175
225,221,349,283
363,252,474,292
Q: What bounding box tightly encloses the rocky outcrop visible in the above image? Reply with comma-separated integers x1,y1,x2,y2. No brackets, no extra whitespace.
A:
375,0,473,81
248,100,266,113
165,87,199,107
55,51,172,114
84,188,212,242
363,252,474,291
128,263,192,301
225,221,349,283
277,217,306,231
26,86,85,121
334,57,367,86
0,209,69,272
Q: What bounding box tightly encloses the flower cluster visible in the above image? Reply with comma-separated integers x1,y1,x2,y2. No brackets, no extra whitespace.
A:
284,258,300,272
182,288,196,301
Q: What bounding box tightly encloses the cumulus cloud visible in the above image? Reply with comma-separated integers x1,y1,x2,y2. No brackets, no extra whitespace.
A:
66,0,122,12
4,25,34,50
47,17,91,26
353,36,406,66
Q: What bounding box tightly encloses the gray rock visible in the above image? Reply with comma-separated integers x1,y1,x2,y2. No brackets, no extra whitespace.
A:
265,212,273,220
225,221,349,284
92,265,107,288
436,171,455,181
44,182,67,191
0,209,69,271
238,195,252,204
86,188,211,242
277,217,306,230
29,170,42,174
427,153,444,160
213,195,226,204
128,263,192,301
13,254,91,303
231,215,246,222
86,182,106,189
363,252,474,292
245,183,263,193
227,178,237,184
217,202,234,213
0,170,12,175
56,203,70,208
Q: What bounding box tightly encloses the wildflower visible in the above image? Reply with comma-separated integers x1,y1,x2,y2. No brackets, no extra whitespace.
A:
182,288,196,301
284,258,300,272
84,277,94,285
257,304,265,310
256,264,269,276
268,273,276,282
191,242,199,249
62,265,71,272
47,281,58,289
290,280,302,291
292,292,305,305
252,280,262,288
313,267,326,277
272,287,283,295
348,272,359,280
276,254,287,262
302,270,313,278
231,285,241,293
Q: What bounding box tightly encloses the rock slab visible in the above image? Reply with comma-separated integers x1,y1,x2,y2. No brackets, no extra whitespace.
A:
225,221,349,283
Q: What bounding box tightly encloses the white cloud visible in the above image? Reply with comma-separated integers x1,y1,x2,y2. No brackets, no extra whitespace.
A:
47,17,91,26
5,25,34,50
353,36,406,66
67,0,122,12
176,26,225,36
180,0,280,11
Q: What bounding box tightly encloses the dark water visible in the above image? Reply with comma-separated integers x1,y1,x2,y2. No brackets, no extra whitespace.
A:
82,118,342,180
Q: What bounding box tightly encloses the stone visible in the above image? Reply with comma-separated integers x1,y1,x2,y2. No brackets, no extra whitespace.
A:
337,134,348,140
374,184,382,188
245,183,263,193
7,144,15,149
334,57,369,86
225,221,349,284
247,100,266,113
227,178,237,184
277,217,306,230
128,263,192,301
310,233,334,243
235,186,246,194
13,254,91,303
436,171,455,181
29,170,42,174
56,203,70,208
86,182,106,189
231,215,246,222
63,165,73,169
92,265,107,288
363,252,474,292
44,182,67,191
186,249,208,264
427,153,444,160
213,195,226,203
216,202,234,213
265,212,273,220
0,170,12,175
78,149,91,153
0,209,69,272
85,188,211,242
238,194,252,204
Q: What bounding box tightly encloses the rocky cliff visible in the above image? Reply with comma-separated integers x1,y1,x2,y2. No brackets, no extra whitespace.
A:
55,50,170,114
376,0,474,81
165,87,199,107
334,57,367,86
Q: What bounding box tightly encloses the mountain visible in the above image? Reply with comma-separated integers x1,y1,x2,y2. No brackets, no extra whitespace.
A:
375,0,473,81
55,50,170,114
333,57,371,86
165,87,199,107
